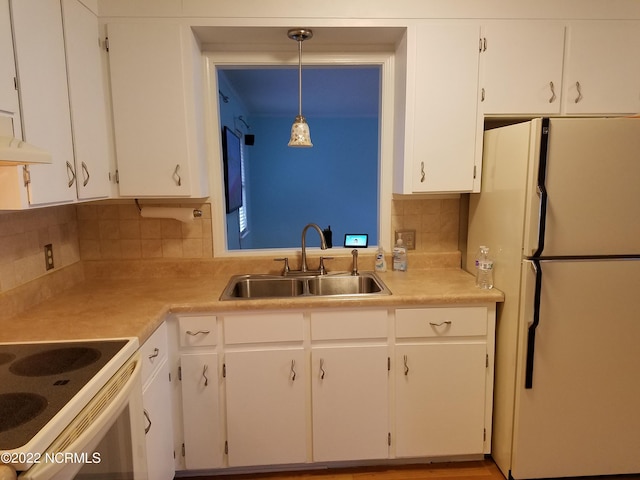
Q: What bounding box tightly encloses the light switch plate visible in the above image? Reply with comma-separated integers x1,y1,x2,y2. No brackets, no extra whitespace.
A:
394,230,416,250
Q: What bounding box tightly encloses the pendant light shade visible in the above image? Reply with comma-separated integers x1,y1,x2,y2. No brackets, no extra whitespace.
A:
287,28,313,148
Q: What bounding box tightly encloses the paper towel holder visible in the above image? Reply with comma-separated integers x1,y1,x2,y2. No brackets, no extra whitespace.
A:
134,199,203,218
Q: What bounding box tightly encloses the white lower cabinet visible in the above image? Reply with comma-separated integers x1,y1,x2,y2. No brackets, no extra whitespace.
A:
140,322,175,480
142,360,174,480
395,343,487,457
395,307,493,458
225,348,307,466
180,352,223,469
311,345,389,462
169,305,496,474
174,314,224,470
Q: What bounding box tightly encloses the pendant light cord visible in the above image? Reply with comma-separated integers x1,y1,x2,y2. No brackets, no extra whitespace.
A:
297,39,303,117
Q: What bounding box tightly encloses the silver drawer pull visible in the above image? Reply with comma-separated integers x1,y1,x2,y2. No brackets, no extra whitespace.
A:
403,355,409,376
429,321,452,327
148,347,159,360
143,409,151,434
202,364,209,386
186,329,210,336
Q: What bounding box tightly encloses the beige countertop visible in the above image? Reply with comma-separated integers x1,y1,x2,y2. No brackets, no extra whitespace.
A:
0,267,503,345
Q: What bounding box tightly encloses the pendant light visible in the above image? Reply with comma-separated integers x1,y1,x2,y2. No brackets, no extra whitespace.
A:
287,28,313,147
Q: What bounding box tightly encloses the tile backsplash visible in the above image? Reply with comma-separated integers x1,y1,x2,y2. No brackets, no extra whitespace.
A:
76,201,213,260
0,197,459,298
0,205,80,294
391,197,460,252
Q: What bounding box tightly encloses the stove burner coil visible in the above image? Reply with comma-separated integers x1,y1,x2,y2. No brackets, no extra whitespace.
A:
9,347,101,377
0,393,48,433
0,353,15,366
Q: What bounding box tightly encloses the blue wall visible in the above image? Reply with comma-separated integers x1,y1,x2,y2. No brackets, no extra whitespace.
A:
243,115,379,249
218,71,380,251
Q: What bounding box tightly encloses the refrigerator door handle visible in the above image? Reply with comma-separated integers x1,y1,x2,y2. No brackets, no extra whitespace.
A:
533,118,551,258
525,259,543,389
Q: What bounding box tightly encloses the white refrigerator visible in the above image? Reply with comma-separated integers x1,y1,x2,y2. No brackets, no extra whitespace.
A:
467,117,640,479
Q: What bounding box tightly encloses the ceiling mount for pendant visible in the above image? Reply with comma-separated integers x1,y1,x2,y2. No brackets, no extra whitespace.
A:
287,28,313,43
287,28,313,148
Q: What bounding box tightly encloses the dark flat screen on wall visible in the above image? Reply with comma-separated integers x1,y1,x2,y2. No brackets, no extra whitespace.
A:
222,126,243,213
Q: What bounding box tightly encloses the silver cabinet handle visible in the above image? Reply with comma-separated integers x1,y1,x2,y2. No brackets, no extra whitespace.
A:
173,164,182,186
548,81,556,103
420,161,425,183
143,409,151,434
481,87,486,102
403,355,409,376
574,81,583,103
202,364,209,386
429,321,452,327
81,161,90,187
290,359,296,381
66,161,76,188
319,358,325,380
186,330,210,336
148,347,159,361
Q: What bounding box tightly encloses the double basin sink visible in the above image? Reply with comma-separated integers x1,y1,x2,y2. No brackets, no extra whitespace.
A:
220,271,391,300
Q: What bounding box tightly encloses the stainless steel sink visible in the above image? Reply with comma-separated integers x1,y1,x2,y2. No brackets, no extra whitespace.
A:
223,275,304,299
308,274,384,295
220,272,391,300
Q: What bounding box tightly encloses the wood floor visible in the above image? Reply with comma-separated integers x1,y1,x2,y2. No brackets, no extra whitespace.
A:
183,459,506,480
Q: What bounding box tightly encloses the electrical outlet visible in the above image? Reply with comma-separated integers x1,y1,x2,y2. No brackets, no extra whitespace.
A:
44,244,54,271
395,230,416,250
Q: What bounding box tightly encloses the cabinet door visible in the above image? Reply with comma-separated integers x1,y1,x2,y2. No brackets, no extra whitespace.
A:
408,22,481,193
107,22,204,197
225,348,307,467
564,21,640,114
479,21,564,114
61,0,110,200
180,352,223,470
0,0,20,137
142,358,175,480
395,343,487,457
11,0,76,205
311,345,389,462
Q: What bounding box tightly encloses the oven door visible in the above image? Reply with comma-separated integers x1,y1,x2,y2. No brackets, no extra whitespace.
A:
19,353,148,480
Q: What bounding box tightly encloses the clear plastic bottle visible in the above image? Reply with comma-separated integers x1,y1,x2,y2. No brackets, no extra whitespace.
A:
375,246,387,272
475,245,494,289
392,235,408,272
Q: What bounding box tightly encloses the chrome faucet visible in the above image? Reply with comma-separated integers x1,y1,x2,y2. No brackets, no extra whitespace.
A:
300,223,327,272
351,249,359,276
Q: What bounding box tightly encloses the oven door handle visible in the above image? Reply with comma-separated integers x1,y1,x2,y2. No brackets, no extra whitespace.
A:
19,353,142,480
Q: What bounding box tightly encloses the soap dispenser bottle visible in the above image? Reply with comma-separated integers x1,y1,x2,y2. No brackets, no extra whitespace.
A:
375,246,387,272
392,234,407,272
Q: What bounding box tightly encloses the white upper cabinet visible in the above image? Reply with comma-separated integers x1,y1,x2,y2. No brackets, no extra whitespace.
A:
395,22,481,194
107,22,209,198
61,0,111,200
563,21,640,114
479,21,565,115
10,0,76,206
1,0,111,209
0,0,20,137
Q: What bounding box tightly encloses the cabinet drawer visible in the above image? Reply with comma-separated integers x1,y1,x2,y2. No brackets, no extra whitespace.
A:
396,307,487,338
224,312,303,345
178,315,217,347
140,322,168,386
311,310,388,341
